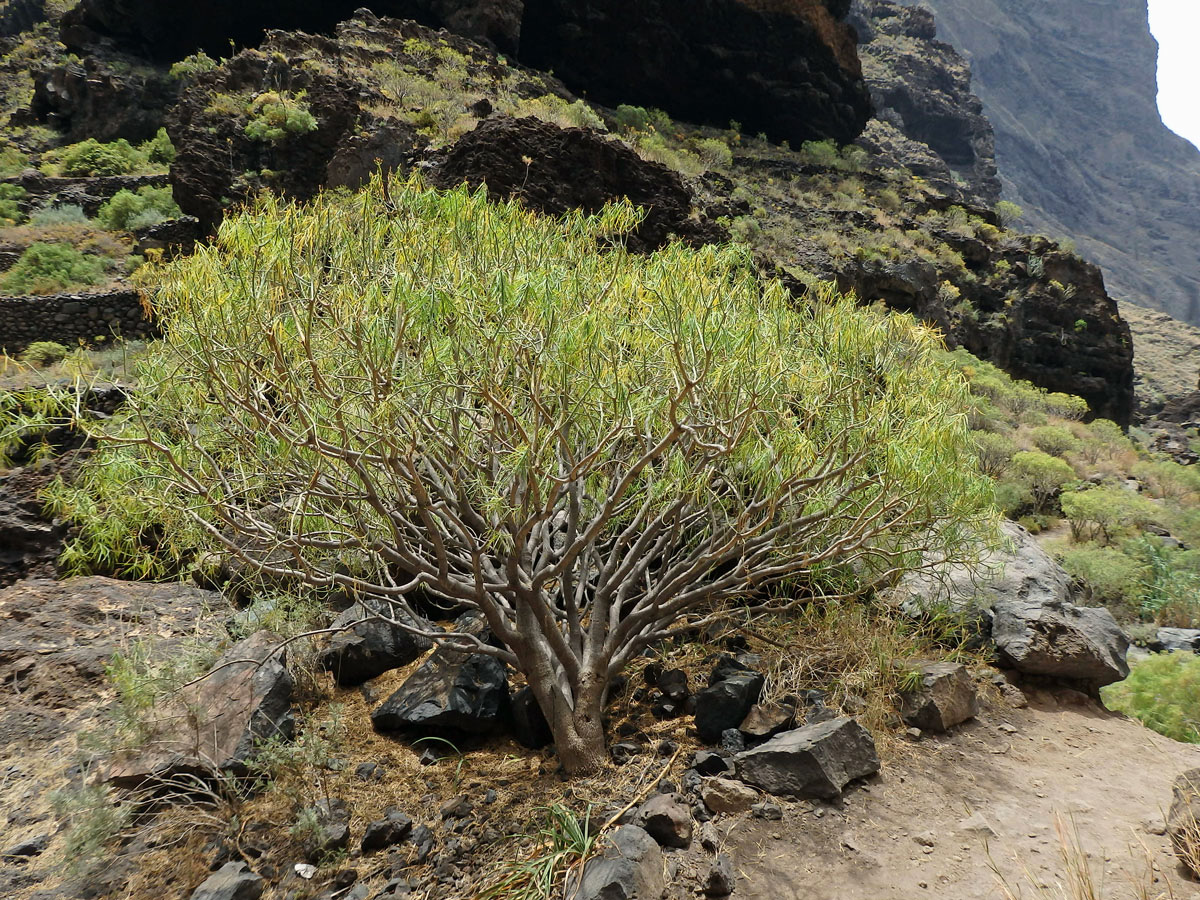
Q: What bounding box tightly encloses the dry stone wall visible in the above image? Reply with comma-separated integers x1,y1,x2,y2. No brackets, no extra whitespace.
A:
0,289,156,353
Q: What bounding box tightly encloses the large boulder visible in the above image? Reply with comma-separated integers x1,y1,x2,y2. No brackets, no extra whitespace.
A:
1155,628,1200,654
565,825,666,900
371,615,510,736
898,661,978,733
106,630,294,788
430,115,721,252
1168,769,1200,877
318,601,434,686
735,716,880,800
899,522,1130,689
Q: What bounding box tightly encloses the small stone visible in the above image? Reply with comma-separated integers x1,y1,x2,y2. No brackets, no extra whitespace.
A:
692,751,735,776
361,811,413,853
703,854,735,897
439,796,473,820
998,723,1018,735
958,813,998,838
905,727,922,741
634,794,693,849
898,662,978,732
701,778,758,815
354,761,385,782
698,823,720,852
1143,815,1167,836
719,729,747,754
739,701,797,740
611,741,641,765
2,833,49,859
189,862,264,900
752,801,783,820
736,717,880,800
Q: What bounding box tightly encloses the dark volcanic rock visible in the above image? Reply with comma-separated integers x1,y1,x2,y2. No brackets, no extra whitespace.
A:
430,116,721,252
897,661,978,733
319,601,434,686
735,716,880,800
62,0,525,60
371,616,509,736
29,54,180,143
189,862,264,900
520,0,871,147
66,0,869,148
0,0,46,37
694,673,765,744
509,685,553,749
566,825,666,900
850,0,998,204
633,793,693,849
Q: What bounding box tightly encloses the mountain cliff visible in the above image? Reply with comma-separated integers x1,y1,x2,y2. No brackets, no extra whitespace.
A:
895,0,1200,326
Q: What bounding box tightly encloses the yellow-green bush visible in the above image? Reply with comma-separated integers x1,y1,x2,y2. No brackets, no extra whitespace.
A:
1103,651,1200,743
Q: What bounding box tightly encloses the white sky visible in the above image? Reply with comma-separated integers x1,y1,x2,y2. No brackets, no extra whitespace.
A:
1148,0,1200,149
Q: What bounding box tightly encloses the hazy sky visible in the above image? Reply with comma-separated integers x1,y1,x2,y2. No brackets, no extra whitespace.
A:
1148,0,1200,149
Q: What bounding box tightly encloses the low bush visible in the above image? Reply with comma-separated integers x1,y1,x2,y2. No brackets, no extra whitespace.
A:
0,183,25,224
29,204,89,226
972,430,1017,477
0,242,108,295
1102,651,1200,743
1059,544,1144,608
20,341,71,368
58,138,141,177
243,91,318,143
97,186,180,231
1010,450,1075,512
1059,485,1160,544
1029,424,1080,457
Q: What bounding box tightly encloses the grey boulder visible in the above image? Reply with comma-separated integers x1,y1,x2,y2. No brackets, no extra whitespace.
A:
189,862,264,900
565,825,665,900
736,716,880,800
899,662,978,732
634,793,692,849
319,600,433,686
106,631,293,788
694,672,764,744
1157,628,1200,653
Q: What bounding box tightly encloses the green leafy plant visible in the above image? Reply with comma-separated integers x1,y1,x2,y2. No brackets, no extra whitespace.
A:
0,242,108,295
20,341,71,368
97,185,181,231
67,175,993,774
1059,486,1160,544
1010,450,1075,513
994,200,1023,228
480,804,599,900
243,91,318,143
0,183,25,223
1102,651,1200,743
57,138,141,176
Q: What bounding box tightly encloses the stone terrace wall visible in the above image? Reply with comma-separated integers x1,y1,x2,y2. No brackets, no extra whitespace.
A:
0,289,157,353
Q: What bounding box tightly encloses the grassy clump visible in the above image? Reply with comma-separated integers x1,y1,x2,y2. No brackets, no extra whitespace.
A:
0,182,25,223
243,91,318,143
0,241,108,295
1102,651,1200,743
20,341,71,368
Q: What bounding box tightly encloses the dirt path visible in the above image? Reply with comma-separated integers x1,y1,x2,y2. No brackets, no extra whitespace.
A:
726,688,1200,899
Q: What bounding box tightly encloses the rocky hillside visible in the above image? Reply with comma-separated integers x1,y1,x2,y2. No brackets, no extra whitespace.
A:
898,0,1200,327
60,0,872,146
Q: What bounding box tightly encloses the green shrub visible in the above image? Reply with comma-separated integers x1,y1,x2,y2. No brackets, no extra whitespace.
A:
139,128,176,166
695,138,733,169
1102,651,1200,743
0,242,107,295
1133,458,1200,501
20,341,71,368
994,479,1034,517
798,139,840,168
1059,485,1160,544
58,139,141,177
994,200,1023,228
1059,544,1144,608
97,186,180,231
1010,450,1075,512
0,146,29,177
0,183,25,223
61,175,995,767
243,91,318,143
613,104,651,132
1029,424,1080,457
168,51,218,80
972,429,1017,478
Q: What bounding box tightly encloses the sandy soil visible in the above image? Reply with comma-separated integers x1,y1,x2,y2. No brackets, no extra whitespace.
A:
726,688,1200,899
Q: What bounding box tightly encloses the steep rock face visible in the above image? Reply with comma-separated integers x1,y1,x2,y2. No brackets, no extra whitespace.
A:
518,0,872,146
64,0,871,148
61,0,525,60
897,0,1200,326
849,0,998,204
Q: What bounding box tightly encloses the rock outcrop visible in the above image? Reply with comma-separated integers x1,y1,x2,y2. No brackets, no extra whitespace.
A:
519,0,871,146
896,0,1200,327
735,717,880,800
65,0,871,147
429,116,723,251
851,0,999,204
